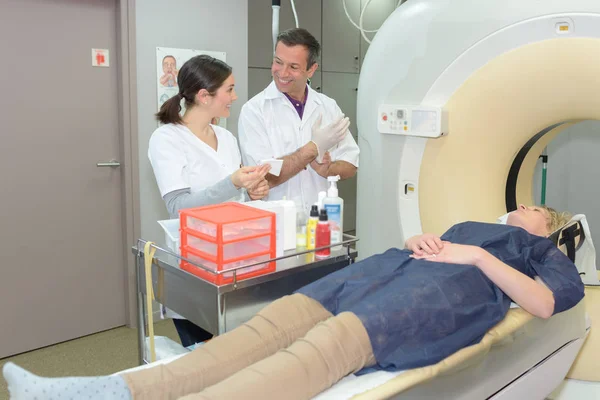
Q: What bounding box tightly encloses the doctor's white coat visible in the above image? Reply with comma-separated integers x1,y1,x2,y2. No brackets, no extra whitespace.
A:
238,81,360,214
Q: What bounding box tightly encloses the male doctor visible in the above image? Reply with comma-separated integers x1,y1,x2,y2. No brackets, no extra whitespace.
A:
238,28,359,214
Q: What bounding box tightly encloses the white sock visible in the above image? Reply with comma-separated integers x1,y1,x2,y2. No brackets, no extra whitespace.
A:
3,362,132,400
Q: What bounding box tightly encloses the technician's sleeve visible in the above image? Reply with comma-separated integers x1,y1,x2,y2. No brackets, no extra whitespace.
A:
328,103,360,168
163,183,241,219
148,130,190,197
529,245,585,314
238,102,274,167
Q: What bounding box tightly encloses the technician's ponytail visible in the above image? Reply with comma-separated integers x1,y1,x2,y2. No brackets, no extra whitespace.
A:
156,93,184,124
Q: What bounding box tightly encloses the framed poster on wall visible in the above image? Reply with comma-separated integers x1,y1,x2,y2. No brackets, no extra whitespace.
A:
156,47,227,129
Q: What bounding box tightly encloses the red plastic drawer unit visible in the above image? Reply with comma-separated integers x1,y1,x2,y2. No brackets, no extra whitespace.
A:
179,202,276,285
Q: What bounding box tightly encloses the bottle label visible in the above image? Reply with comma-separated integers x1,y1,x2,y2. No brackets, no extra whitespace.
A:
324,204,342,244
331,229,341,244
315,222,331,257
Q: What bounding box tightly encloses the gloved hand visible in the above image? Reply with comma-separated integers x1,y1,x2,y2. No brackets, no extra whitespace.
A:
310,114,350,163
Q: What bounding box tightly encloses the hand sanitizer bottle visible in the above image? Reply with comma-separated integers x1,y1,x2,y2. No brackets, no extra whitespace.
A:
323,175,343,249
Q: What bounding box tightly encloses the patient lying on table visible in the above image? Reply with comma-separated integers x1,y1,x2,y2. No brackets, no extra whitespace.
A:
3,205,584,400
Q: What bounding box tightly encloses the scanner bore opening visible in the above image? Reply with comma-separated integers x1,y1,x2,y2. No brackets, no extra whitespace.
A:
505,122,569,212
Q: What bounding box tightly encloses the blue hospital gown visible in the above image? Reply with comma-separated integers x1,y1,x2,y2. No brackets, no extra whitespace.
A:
297,221,585,372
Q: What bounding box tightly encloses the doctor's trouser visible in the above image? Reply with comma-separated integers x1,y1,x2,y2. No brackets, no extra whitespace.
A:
123,293,376,400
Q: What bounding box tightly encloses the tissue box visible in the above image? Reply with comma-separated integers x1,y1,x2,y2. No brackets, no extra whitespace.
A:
157,219,180,255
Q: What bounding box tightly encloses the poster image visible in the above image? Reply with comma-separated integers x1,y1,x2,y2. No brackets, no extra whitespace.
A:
156,47,227,128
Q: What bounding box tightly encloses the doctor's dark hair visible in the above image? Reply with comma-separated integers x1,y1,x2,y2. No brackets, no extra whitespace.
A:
276,28,321,69
156,55,232,125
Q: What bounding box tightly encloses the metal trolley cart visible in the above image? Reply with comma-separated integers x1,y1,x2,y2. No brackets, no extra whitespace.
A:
133,235,358,365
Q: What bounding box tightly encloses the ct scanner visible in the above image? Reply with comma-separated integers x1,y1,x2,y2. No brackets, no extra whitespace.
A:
356,0,600,256
353,0,600,398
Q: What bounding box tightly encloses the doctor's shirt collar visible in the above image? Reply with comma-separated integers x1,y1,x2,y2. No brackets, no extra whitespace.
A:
265,81,322,105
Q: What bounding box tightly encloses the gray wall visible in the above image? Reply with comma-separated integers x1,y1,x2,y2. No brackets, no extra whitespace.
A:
136,0,248,244
533,121,600,249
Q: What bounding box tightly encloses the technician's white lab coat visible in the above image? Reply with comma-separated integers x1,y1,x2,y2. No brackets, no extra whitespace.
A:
238,81,360,215
148,123,243,320
148,123,243,201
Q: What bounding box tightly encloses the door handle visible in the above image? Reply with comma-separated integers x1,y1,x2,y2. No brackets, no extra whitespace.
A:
96,159,121,167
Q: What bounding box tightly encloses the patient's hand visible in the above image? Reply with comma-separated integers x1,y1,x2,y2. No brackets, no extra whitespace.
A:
411,242,483,266
405,233,444,256
248,178,270,200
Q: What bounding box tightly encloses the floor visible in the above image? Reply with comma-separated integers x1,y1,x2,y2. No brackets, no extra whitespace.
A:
0,320,179,400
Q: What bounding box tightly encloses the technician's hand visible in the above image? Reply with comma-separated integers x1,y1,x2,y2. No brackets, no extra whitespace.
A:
310,114,350,163
310,151,332,178
248,178,270,200
231,164,271,190
405,233,444,256
411,242,483,266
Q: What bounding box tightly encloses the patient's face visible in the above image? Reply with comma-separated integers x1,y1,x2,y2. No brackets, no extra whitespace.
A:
506,204,550,236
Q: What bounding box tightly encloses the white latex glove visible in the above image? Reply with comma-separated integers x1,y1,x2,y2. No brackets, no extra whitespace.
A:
310,114,350,163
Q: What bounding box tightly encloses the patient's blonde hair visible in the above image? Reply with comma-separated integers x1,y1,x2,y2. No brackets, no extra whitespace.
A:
541,205,572,234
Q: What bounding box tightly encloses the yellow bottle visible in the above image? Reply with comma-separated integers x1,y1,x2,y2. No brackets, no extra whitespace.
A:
306,205,319,250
